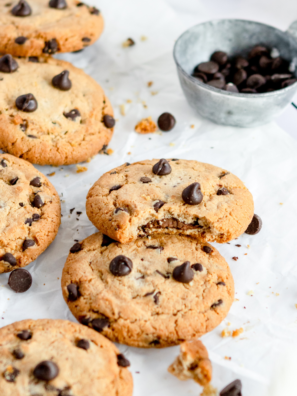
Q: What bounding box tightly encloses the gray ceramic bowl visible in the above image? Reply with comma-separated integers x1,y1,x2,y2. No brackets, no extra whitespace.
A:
173,19,297,127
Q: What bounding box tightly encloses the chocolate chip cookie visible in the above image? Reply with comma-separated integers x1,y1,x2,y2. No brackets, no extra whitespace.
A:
0,0,104,57
86,159,254,244
0,319,133,396
61,232,234,348
0,154,60,273
0,55,114,165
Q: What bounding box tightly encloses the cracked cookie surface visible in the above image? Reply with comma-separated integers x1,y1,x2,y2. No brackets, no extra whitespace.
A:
86,159,254,244
0,319,133,396
0,56,114,165
0,0,104,57
0,154,60,273
61,232,234,348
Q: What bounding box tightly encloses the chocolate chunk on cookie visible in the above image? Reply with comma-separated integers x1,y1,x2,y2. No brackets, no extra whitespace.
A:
0,319,133,396
0,57,114,165
62,233,234,348
0,154,60,273
86,159,254,244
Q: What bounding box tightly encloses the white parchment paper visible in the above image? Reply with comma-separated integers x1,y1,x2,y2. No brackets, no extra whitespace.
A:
1,1,297,395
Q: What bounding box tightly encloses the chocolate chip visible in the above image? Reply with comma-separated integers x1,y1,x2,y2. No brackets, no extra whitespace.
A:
259,55,272,70
0,54,18,73
235,56,249,69
245,214,262,235
49,0,67,9
211,299,223,308
154,291,161,304
16,93,37,112
197,61,219,75
1,159,7,167
67,284,79,301
25,218,32,226
17,330,32,340
28,134,37,138
80,316,91,325
150,339,160,346
233,69,247,86
211,51,228,66
30,176,41,187
140,176,152,183
249,46,268,59
117,353,130,367
282,78,297,88
182,182,203,205
157,112,176,131
22,239,35,250
173,261,194,283
109,185,122,193
90,6,99,14
246,74,266,89
147,246,163,251
115,208,129,214
20,122,27,131
154,200,165,212
144,291,155,297
76,339,90,350
191,263,203,272
13,348,24,359
225,83,239,93
103,114,115,128
63,109,80,120
192,72,207,82
28,56,39,62
8,269,32,292
11,0,31,16
102,235,116,247
109,255,133,276
202,246,213,254
1,253,17,266
220,379,242,396
15,36,27,44
232,257,238,261
217,281,226,286
207,79,225,89
3,367,19,382
9,177,18,185
33,361,59,381
167,257,177,263
217,187,229,195
32,194,44,208
92,318,109,332
152,159,172,176
218,172,229,179
70,242,82,253
43,39,59,54
156,270,169,279
52,70,72,91
82,37,91,42
241,88,257,93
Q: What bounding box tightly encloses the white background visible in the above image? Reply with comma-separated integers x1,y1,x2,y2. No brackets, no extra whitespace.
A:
1,1,297,395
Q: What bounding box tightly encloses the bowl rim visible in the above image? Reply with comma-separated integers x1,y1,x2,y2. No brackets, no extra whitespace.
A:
173,18,297,98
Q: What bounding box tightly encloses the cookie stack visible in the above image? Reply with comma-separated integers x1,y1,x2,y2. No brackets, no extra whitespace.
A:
61,158,257,348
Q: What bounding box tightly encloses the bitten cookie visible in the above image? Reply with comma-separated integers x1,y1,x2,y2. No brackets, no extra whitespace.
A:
61,232,234,348
0,154,60,273
0,55,114,165
0,319,133,396
168,340,212,386
86,159,254,244
0,0,104,57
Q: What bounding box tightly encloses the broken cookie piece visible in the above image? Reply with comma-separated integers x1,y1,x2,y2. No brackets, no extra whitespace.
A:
135,117,157,134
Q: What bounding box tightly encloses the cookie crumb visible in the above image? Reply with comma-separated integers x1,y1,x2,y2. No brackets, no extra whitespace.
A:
169,143,175,147
275,293,280,296
126,99,132,103
190,124,195,128
200,384,218,396
232,328,243,338
295,304,297,309
122,38,135,47
151,91,158,96
76,165,88,173
247,245,250,249
221,328,231,337
106,148,114,155
47,172,56,177
120,104,126,116
147,81,153,87
247,290,254,296
280,202,283,205
140,35,148,41
224,356,231,360
232,257,238,261
135,117,157,134
127,152,131,155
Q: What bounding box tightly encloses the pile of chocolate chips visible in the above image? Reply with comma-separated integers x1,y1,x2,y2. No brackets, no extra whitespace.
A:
192,45,297,93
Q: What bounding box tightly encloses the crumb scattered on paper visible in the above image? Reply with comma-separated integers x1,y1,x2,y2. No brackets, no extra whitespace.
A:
141,35,148,41
76,165,88,173
221,328,231,337
190,124,195,128
232,257,238,261
151,91,158,96
147,81,153,87
135,117,157,134
120,104,126,116
126,99,132,103
48,172,56,177
169,143,175,147
122,38,135,47
200,384,218,396
247,290,254,296
106,148,114,155
232,328,244,338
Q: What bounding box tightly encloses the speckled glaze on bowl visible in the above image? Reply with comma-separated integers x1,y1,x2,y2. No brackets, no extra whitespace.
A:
173,19,297,127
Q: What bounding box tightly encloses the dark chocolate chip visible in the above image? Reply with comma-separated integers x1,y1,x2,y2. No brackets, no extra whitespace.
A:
22,239,35,251
124,38,135,46
218,172,229,179
1,159,7,167
76,339,90,350
8,269,32,292
9,177,18,185
157,112,176,132
210,51,228,66
15,36,27,44
109,255,133,276
115,207,129,214
16,93,38,112
102,235,116,247
197,61,219,75
1,253,17,266
249,46,268,59
233,69,247,86
20,122,27,131
259,55,272,70
92,318,109,332
225,83,239,93
173,261,194,283
245,214,262,235
154,291,161,304
202,246,213,254
17,330,32,340
33,361,59,381
63,109,80,120
182,182,203,205
271,57,284,71
11,0,31,16
25,218,32,226
76,1,84,5
246,74,266,89
82,37,91,42
52,70,72,91
220,379,242,396
217,281,226,286
282,78,297,88
217,187,229,195
232,257,238,261
3,366,19,382
241,88,257,93
147,245,163,251
67,284,79,301
32,194,44,208
80,316,91,325
167,257,177,263
27,134,37,138
28,56,39,62
235,56,249,69
13,348,24,359
213,72,225,81
43,39,59,54
152,159,172,176
154,200,165,212
49,0,67,9
191,263,203,272
19,202,24,206
31,214,40,222
90,6,99,14
144,290,155,297
117,353,130,367
150,339,160,346
70,242,82,253
156,270,169,279
211,299,223,308
109,185,122,193
140,176,152,183
0,54,18,73
103,114,115,128
30,176,41,187
192,72,207,82
207,79,225,89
